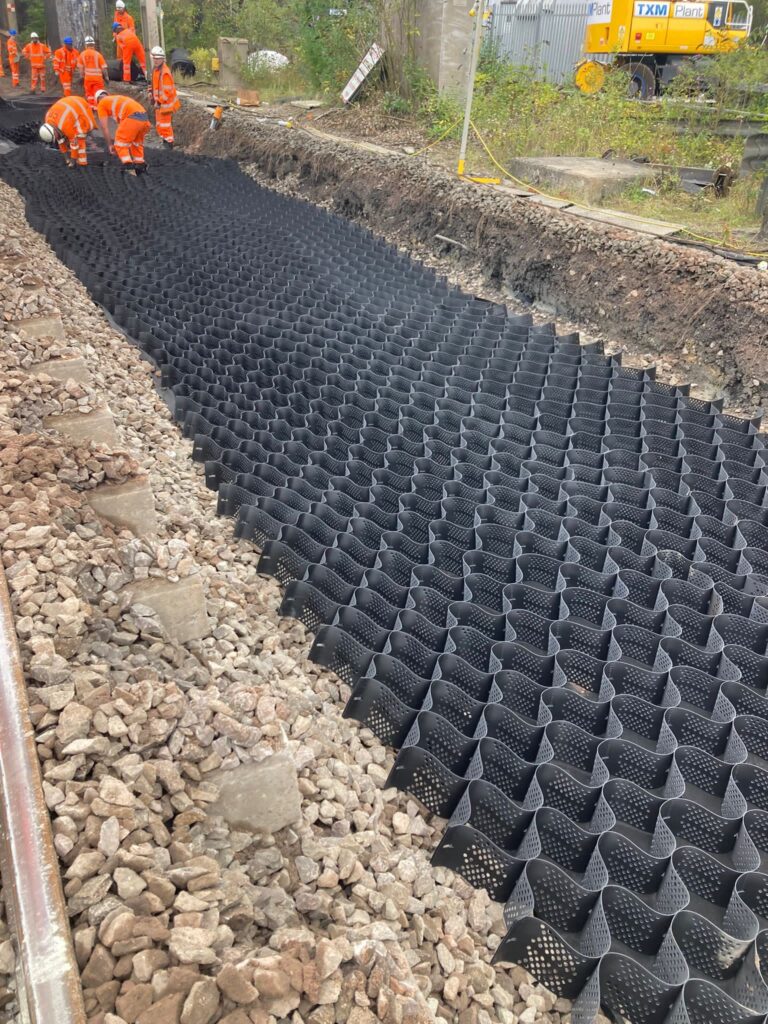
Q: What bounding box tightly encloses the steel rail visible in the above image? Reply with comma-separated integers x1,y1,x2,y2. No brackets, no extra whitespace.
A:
0,566,86,1024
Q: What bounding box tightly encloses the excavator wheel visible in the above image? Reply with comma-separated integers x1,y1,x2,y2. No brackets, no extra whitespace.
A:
624,62,656,100
575,60,606,95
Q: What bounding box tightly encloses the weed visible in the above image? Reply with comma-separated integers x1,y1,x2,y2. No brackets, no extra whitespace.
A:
382,91,412,115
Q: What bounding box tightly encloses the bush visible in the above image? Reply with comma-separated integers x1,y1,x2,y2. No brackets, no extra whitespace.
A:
669,46,768,115
189,46,216,77
297,0,378,92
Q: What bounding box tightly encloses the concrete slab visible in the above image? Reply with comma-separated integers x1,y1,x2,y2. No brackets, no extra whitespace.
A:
86,476,158,537
9,315,66,340
43,406,118,446
207,752,302,832
123,576,209,644
567,206,683,238
507,156,654,204
29,357,91,385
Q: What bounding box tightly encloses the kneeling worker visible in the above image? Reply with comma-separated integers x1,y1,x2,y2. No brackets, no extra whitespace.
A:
149,46,180,147
96,90,150,175
39,95,96,167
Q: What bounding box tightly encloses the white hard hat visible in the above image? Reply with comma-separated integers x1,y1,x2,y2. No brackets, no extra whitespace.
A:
85,36,95,45
30,31,39,39
94,89,108,103
39,123,56,144
150,46,165,58
116,0,126,8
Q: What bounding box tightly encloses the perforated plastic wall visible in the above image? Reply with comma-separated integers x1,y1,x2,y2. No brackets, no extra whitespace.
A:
2,146,768,1024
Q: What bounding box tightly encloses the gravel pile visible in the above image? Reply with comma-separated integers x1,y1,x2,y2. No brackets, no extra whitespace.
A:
0,177,581,1024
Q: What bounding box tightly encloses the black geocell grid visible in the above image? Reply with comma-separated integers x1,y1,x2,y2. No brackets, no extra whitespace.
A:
3,145,768,1024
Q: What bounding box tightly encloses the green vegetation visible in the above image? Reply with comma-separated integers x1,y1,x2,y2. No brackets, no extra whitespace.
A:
160,0,379,93
619,175,762,241
16,0,46,36
422,49,757,169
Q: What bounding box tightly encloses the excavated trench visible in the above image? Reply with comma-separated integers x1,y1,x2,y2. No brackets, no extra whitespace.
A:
2,109,768,1024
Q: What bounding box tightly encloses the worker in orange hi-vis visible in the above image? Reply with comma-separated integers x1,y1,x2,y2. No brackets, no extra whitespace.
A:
112,0,135,57
7,30,21,87
53,37,80,96
39,95,97,167
96,90,151,175
22,32,52,93
149,47,180,147
77,37,109,108
114,24,146,82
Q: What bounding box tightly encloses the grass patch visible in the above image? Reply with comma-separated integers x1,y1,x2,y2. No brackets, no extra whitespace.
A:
617,176,764,245
422,58,744,168
414,51,765,244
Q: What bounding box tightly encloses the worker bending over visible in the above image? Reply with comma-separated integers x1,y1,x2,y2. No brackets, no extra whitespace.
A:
39,96,96,167
53,37,79,96
77,37,109,108
22,32,51,93
114,24,146,82
149,47,180,147
96,90,150,175
113,0,136,57
6,30,19,87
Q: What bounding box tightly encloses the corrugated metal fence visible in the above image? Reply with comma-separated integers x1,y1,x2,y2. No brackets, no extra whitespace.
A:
489,0,605,84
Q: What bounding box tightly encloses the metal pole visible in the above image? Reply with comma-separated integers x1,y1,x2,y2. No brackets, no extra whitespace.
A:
157,0,164,51
5,1,18,32
457,0,487,177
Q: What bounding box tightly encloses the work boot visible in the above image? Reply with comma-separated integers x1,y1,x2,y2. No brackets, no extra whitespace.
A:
162,139,173,148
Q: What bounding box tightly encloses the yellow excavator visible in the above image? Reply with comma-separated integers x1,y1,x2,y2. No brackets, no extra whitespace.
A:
575,0,753,97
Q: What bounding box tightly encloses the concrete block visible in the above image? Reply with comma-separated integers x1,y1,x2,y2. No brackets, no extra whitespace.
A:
123,576,209,644
9,315,66,340
86,476,158,537
217,37,248,88
506,156,653,204
413,0,470,95
207,752,302,833
29,357,91,385
43,406,118,446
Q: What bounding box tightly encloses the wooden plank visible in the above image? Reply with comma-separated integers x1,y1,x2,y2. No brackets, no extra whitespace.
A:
527,195,573,209
567,206,683,237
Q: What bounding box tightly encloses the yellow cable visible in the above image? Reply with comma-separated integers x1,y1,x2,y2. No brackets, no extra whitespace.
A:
410,116,463,157
468,119,768,260
676,227,768,260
